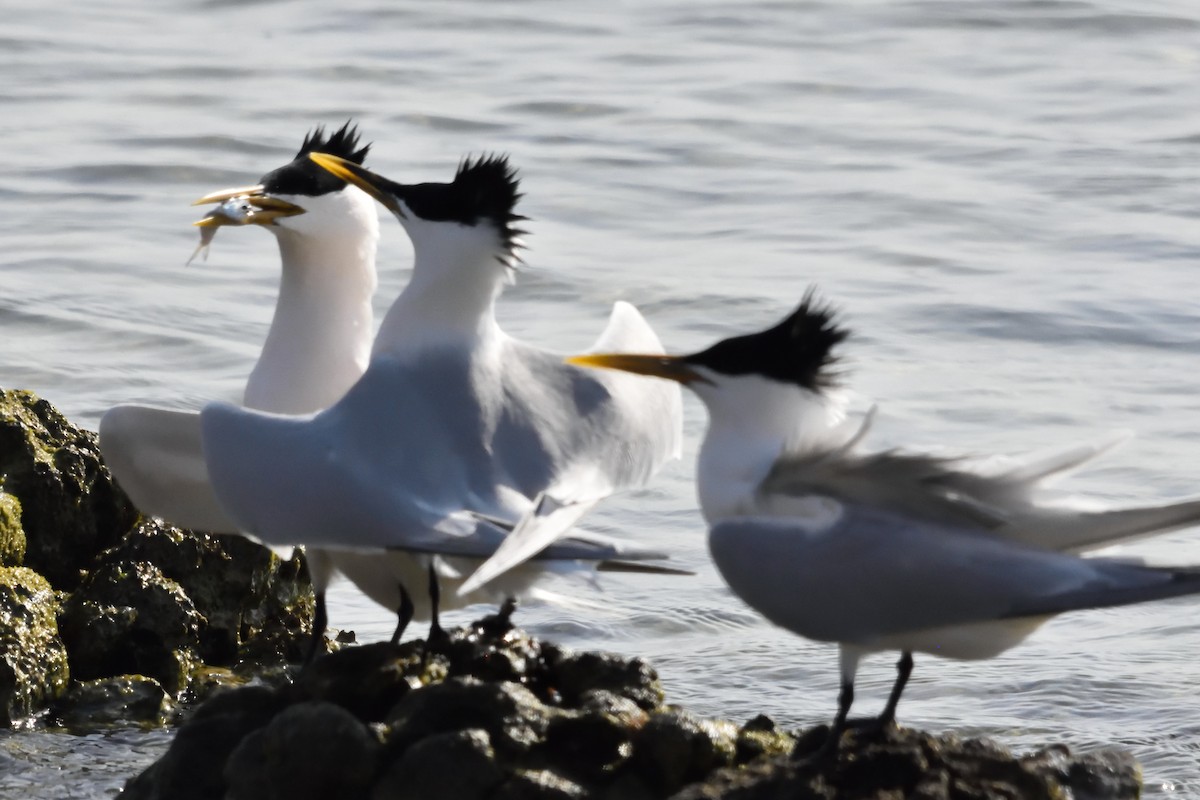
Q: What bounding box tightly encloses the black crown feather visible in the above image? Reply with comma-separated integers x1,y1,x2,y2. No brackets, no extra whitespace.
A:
687,289,849,390
397,153,528,265
260,120,372,197
295,121,371,164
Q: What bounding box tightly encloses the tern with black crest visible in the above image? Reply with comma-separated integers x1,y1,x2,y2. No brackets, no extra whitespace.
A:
569,291,1200,757
197,152,684,647
100,122,379,659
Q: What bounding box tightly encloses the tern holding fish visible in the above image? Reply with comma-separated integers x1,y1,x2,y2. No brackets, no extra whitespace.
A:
196,152,686,648
100,123,380,658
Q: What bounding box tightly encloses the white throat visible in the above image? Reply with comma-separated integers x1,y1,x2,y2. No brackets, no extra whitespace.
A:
694,374,845,522
244,190,379,414
372,217,511,357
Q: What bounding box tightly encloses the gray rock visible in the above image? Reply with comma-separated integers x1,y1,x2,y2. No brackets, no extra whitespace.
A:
0,566,68,724
224,701,380,800
51,675,170,728
372,727,504,800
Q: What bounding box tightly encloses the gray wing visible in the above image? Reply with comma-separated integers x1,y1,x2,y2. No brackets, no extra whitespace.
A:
761,448,1018,529
707,501,1200,646
454,326,683,592
762,433,1200,552
385,511,671,564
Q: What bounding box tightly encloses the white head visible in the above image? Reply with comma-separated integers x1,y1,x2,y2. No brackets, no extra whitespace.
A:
308,152,526,291
569,291,850,446
192,122,380,266
566,292,852,518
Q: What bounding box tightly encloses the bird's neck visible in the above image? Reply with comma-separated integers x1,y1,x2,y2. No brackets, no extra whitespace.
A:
696,380,845,522
372,230,509,356
245,232,378,413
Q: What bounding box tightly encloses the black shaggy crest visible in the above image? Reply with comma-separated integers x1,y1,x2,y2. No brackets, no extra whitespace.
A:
260,120,372,197
687,289,850,390
396,153,528,263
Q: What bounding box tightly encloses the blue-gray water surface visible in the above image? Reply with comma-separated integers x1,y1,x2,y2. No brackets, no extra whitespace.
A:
4,0,1200,795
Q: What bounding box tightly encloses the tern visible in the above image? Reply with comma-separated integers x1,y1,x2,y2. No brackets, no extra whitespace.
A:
99,122,379,659
197,152,684,646
569,291,1200,756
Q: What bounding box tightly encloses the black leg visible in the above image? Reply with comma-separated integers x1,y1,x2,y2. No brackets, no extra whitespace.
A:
390,584,415,645
427,563,444,640
877,651,913,727
304,590,328,665
794,677,854,765
829,677,853,748
421,563,449,664
498,596,518,622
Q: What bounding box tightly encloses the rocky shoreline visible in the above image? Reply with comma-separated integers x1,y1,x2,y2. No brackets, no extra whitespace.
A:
0,388,1142,798
0,388,315,730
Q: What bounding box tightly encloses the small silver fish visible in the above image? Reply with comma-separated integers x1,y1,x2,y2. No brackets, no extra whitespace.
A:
186,196,256,266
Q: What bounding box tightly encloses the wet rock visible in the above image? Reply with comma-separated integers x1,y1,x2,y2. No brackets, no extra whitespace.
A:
58,559,203,694
224,701,380,800
493,769,589,800
544,690,648,782
0,493,25,567
123,684,289,800
1060,748,1141,800
0,389,136,590
123,614,1143,800
0,566,68,725
545,643,664,710
94,520,315,666
734,715,795,764
670,725,1141,800
386,676,555,759
632,707,738,796
372,727,504,800
50,675,170,728
295,640,420,722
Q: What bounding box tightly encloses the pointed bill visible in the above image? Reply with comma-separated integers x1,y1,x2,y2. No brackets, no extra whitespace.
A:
565,353,706,385
308,152,404,216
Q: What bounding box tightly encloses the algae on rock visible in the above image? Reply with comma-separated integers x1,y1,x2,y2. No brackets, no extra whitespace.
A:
0,493,25,568
0,566,69,725
0,389,137,590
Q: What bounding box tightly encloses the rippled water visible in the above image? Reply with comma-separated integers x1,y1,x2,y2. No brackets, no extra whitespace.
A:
5,0,1200,795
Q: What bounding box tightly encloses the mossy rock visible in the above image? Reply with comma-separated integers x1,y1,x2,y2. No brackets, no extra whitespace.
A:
93,521,315,666
0,492,24,567
58,560,203,694
50,674,171,728
0,389,137,590
0,566,69,724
